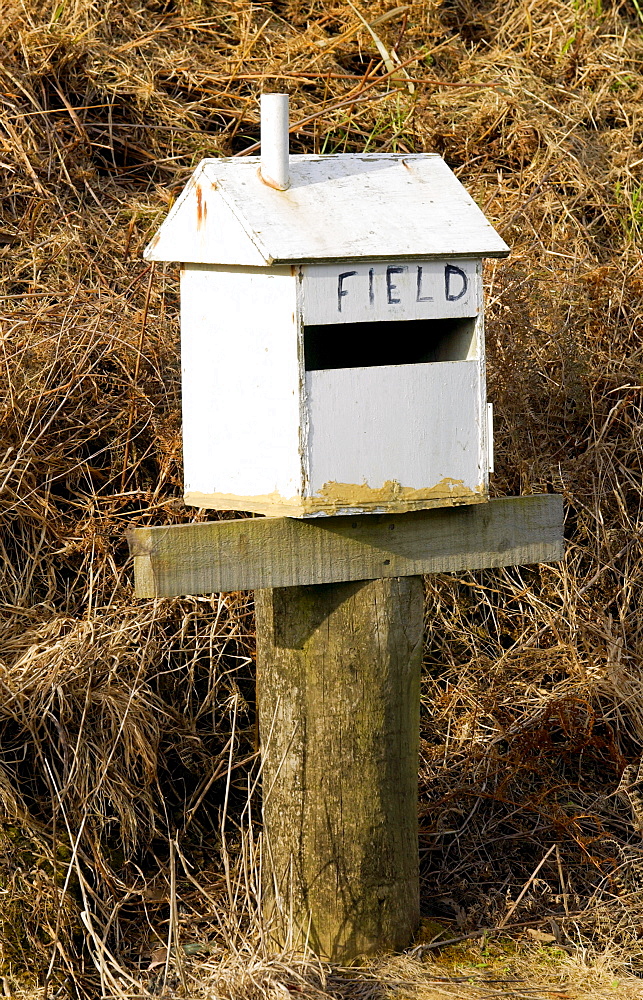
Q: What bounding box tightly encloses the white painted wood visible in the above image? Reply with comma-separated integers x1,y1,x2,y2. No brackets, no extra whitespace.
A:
144,162,266,266
301,259,480,325
180,264,302,508
145,154,509,266
177,265,490,516
260,93,290,191
178,263,490,516
305,360,487,502
146,148,504,516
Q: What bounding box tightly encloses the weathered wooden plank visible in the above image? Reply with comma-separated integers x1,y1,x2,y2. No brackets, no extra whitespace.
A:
127,494,563,598
257,576,423,961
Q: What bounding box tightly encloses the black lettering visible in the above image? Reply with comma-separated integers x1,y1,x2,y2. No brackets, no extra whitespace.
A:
416,266,433,303
386,265,407,304
337,270,357,312
369,267,375,306
445,264,468,301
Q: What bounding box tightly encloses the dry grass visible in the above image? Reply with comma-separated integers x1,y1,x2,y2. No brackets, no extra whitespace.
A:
2,0,643,996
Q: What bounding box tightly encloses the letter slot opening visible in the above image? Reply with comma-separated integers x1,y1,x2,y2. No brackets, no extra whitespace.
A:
304,317,478,371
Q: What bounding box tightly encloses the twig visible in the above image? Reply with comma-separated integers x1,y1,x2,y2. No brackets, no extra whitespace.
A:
556,843,570,916
220,692,239,910
120,263,155,491
498,844,557,928
407,910,586,956
235,57,502,156
167,837,188,996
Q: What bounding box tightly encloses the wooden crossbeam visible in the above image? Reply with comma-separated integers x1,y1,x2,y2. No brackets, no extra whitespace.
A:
127,493,564,960
127,495,563,597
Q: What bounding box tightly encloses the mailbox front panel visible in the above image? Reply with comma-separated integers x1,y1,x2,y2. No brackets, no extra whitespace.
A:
297,259,488,516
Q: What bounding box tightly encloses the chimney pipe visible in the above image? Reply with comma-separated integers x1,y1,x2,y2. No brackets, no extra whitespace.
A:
260,93,290,191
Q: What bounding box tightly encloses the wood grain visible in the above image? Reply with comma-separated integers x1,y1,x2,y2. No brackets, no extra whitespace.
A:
127,494,564,597
256,576,423,960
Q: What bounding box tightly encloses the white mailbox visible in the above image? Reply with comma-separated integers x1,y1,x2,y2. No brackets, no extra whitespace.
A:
145,96,509,518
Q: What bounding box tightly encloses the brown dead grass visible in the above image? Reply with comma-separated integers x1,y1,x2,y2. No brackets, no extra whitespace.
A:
3,0,643,996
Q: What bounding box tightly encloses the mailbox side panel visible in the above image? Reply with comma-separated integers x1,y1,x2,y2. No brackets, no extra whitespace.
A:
181,265,303,515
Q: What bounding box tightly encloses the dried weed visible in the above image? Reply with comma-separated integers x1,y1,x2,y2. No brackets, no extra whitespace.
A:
2,0,643,996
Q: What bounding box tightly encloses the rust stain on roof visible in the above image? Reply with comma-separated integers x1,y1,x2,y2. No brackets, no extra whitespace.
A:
195,184,207,229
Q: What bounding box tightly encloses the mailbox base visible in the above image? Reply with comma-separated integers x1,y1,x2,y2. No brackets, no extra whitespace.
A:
184,487,487,519
256,576,423,962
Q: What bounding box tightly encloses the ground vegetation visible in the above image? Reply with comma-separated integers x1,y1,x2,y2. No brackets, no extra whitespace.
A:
2,0,643,996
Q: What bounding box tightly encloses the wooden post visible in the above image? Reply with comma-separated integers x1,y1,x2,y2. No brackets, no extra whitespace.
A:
127,496,564,961
255,576,424,962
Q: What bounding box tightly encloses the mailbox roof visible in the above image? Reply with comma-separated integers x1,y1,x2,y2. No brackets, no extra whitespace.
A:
145,153,509,265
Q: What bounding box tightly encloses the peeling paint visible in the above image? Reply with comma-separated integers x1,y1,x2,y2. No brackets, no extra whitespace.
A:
304,478,487,516
185,479,487,519
184,490,305,518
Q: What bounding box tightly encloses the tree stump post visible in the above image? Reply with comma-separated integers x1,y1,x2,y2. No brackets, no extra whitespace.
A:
255,576,424,962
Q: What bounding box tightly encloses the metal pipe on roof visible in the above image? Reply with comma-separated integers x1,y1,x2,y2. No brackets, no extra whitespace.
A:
260,93,290,191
